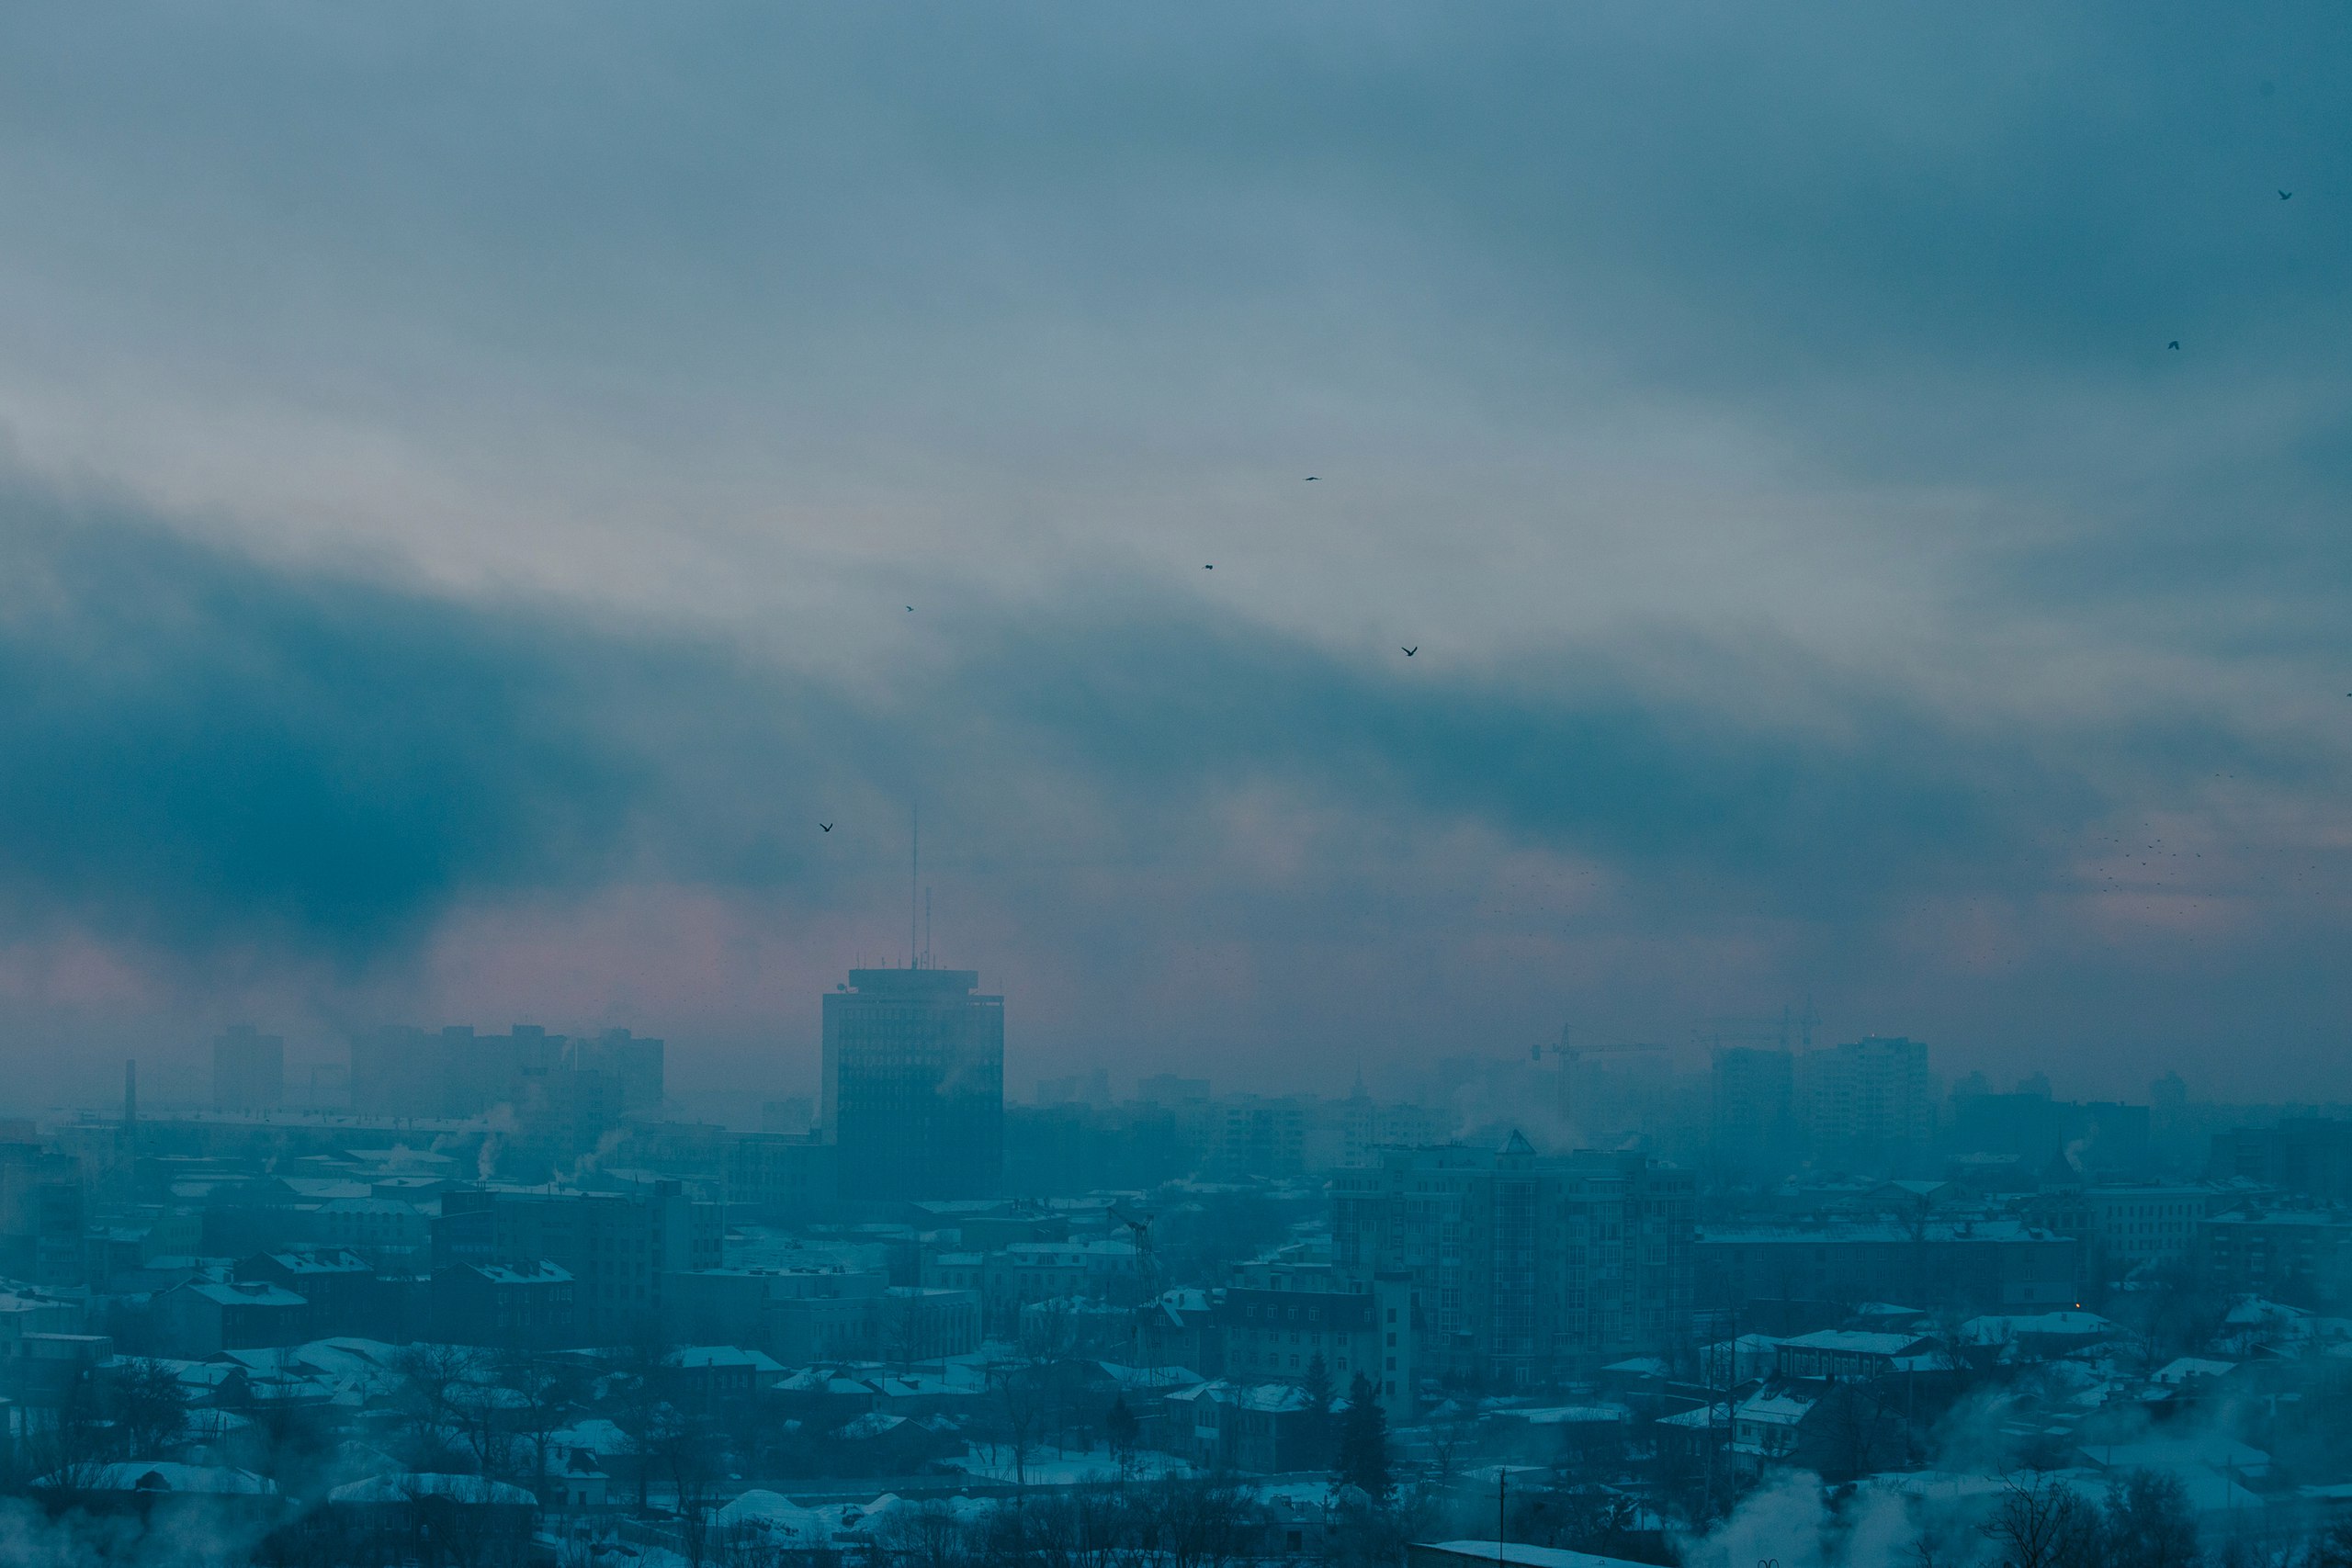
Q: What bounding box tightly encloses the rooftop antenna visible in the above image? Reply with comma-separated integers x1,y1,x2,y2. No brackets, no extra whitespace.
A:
924,886,933,970
910,801,920,968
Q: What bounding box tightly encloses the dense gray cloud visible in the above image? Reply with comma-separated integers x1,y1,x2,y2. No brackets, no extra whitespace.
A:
0,6,2346,1100
0,497,2095,949
0,493,2338,1105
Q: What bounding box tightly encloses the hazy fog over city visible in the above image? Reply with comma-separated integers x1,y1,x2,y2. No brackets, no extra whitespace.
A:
0,7,2350,1567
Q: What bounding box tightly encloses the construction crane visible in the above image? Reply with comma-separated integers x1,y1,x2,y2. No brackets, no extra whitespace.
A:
1533,1026,1666,1135
1695,999,1822,1055
1109,1201,1159,1297
1531,1024,1666,1066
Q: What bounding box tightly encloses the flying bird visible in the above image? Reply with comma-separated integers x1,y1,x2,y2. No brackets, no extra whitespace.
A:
820,823,833,832
1304,476,1318,481
2280,189,2293,200
2168,341,2180,350
905,605,914,612
1401,647,1418,657
1204,564,1213,570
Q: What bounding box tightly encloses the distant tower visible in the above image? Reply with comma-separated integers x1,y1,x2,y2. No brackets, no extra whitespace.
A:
822,967,1003,1201
123,1059,137,1126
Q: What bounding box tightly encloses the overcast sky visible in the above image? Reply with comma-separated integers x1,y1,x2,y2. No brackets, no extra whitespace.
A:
0,4,2346,1112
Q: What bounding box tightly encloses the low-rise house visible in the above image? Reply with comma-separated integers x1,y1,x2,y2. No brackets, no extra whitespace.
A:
1774,1329,1946,1382
153,1280,309,1358
663,1345,786,1403
1164,1379,1324,1473
235,1249,385,1340
978,1240,1140,1326
430,1260,574,1348
1730,1384,1823,1467
35,1462,282,1534
316,1473,539,1568
309,1197,430,1269
547,1446,609,1510
1135,1286,1221,1374
1959,1311,2116,1361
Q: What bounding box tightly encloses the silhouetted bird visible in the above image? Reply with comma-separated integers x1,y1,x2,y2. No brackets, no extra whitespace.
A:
2280,189,2293,200
1204,564,1214,570
906,605,914,611
1305,476,1318,481
820,823,833,832
1402,647,1418,657
2168,341,2180,350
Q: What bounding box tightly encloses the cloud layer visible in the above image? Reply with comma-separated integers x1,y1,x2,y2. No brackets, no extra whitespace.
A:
0,6,2346,1104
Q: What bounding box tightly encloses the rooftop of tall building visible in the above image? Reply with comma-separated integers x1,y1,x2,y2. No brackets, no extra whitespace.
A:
842,968,983,993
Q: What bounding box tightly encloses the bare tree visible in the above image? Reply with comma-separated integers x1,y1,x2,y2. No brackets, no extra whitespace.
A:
2101,1469,2197,1568
986,1358,1044,1489
25,1374,112,1507
1980,1472,2101,1568
493,1347,582,1503
108,1357,191,1459
885,1499,976,1568
396,1341,481,1469
606,1325,674,1511
653,1399,726,1565
1147,1474,1259,1568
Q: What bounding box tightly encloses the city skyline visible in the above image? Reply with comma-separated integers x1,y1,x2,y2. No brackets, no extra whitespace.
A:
6,10,2352,1563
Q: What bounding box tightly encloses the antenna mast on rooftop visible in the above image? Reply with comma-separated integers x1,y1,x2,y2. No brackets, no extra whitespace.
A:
910,801,920,969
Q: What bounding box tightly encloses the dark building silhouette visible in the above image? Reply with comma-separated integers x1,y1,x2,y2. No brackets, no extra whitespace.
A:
2211,1116,2352,1205
1330,1135,1695,1385
433,1181,718,1342
822,968,1003,1201
345,1025,664,1175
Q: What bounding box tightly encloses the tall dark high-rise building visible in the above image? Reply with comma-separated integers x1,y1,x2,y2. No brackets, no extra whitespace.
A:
822,968,1003,1201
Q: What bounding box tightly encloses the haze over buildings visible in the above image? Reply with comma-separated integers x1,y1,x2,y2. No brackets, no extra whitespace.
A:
0,5,2347,1562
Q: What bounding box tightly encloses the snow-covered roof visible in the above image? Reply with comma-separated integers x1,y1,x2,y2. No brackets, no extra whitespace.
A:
1497,1404,1630,1427
2151,1357,2236,1384
67,1463,277,1495
667,1346,786,1372
1960,1312,2114,1344
1734,1389,1819,1425
1781,1329,1929,1356
181,1280,307,1308
1096,1361,1204,1392
329,1473,537,1506
1654,1404,1730,1429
